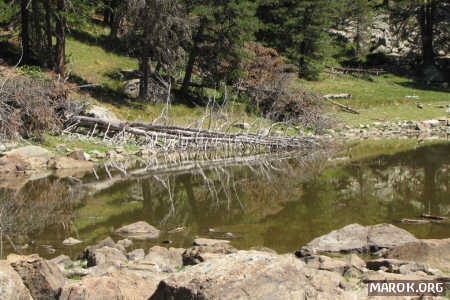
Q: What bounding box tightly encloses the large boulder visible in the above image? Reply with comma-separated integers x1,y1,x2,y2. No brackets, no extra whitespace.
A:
115,221,160,240
123,79,140,99
143,246,184,272
81,237,126,269
297,223,418,255
0,261,33,300
86,105,119,121
0,146,55,173
60,271,154,300
48,156,94,170
367,223,418,251
8,254,65,300
87,246,127,268
386,238,450,271
150,250,362,300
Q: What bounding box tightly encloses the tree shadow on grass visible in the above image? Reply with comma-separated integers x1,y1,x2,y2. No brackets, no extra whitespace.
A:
68,73,143,110
68,29,130,57
394,80,450,95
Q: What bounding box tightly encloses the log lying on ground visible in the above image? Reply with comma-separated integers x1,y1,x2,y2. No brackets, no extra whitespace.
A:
322,97,359,114
325,66,387,76
70,116,321,151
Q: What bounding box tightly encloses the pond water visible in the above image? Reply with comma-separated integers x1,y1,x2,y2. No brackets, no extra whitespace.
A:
0,143,449,259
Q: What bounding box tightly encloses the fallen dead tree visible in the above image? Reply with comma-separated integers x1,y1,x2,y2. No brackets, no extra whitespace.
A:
325,66,387,76
69,116,321,152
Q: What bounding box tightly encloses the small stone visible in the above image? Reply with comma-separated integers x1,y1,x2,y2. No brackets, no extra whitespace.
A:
63,237,83,246
115,221,160,240
115,147,125,154
67,150,90,161
127,249,145,261
90,150,106,159
417,103,423,109
233,122,251,130
0,144,7,152
55,144,69,152
117,239,133,248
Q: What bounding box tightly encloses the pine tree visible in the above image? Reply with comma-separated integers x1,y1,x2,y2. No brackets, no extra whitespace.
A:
256,0,332,80
181,0,258,93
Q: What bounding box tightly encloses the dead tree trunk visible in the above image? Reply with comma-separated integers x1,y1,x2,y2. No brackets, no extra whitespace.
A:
55,0,66,77
43,0,53,68
20,0,30,63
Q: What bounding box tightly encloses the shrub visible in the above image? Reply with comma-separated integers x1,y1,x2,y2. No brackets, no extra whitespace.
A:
0,76,77,140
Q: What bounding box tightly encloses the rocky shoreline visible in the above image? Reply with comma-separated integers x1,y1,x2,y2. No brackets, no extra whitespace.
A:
1,221,448,299
326,117,450,141
0,117,448,175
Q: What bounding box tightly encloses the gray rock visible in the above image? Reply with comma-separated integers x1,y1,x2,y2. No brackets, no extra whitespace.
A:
86,105,119,121
386,238,450,271
144,246,184,272
124,79,140,99
150,251,360,300
55,144,70,152
0,146,55,172
127,249,145,261
0,260,33,300
60,270,155,300
117,239,133,248
367,223,418,251
297,223,418,255
89,150,106,159
87,246,127,268
233,122,251,130
81,237,126,266
8,254,65,300
50,255,73,268
67,150,90,161
183,244,238,266
63,237,83,246
115,221,160,240
193,238,230,246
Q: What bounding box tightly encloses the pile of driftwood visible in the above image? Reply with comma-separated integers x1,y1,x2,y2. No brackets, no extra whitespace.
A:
325,66,387,77
68,116,321,153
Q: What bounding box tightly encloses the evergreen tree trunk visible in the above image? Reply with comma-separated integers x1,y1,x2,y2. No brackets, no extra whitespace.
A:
32,0,43,64
20,0,30,63
181,21,205,94
139,56,150,100
103,0,112,25
109,14,120,41
43,0,53,68
55,0,66,76
181,48,197,94
419,0,435,67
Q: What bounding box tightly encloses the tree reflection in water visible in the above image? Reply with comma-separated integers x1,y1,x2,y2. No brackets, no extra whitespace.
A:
0,144,448,257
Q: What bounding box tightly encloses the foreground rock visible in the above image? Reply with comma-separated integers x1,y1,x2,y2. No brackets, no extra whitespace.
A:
297,223,418,256
183,243,237,266
386,238,450,271
150,250,362,300
0,261,33,300
60,271,154,300
0,146,54,173
115,221,160,240
8,254,65,300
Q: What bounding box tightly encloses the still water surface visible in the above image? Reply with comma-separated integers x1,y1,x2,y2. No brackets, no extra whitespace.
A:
0,143,449,258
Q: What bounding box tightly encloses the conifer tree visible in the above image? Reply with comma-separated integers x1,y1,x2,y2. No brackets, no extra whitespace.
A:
256,0,332,80
181,0,258,93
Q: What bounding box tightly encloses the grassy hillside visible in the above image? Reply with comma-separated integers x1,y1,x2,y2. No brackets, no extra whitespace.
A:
300,73,450,126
